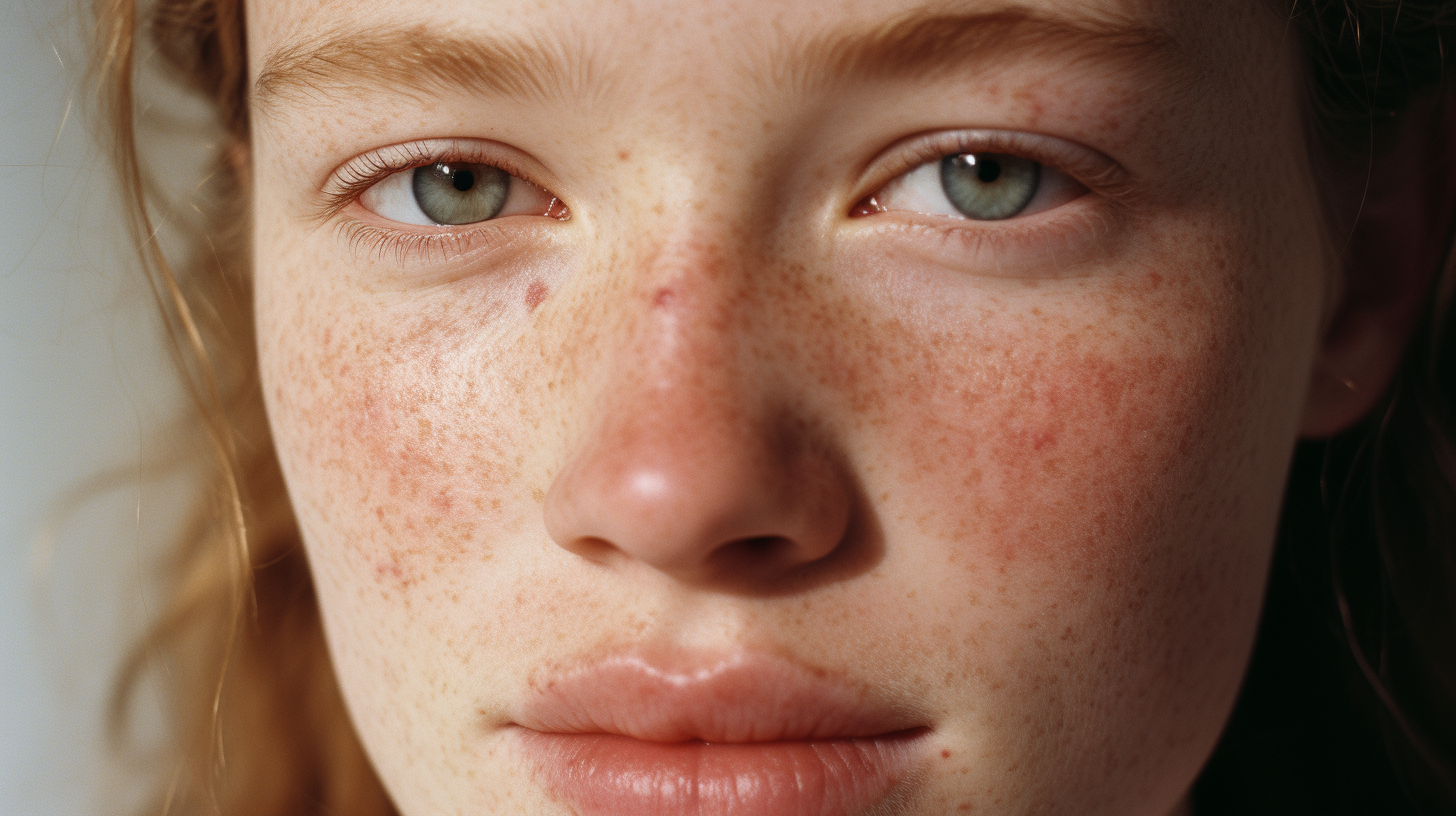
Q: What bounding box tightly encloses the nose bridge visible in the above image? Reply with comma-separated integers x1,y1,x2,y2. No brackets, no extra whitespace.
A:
569,224,772,520
586,243,760,514
542,215,852,586
629,228,751,404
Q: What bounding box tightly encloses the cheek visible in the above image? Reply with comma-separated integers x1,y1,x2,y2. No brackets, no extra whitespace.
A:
903,339,1215,570
838,278,1257,559
828,262,1304,726
261,279,537,596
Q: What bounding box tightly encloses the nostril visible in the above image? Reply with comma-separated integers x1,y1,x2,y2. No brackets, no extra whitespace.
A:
709,535,807,572
569,536,618,564
738,536,783,556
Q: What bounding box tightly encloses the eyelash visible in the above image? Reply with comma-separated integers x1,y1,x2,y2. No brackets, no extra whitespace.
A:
852,129,1131,215
841,130,1133,268
321,140,565,264
321,132,1128,267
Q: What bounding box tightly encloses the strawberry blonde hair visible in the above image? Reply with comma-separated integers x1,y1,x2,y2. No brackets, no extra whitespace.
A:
92,1,1455,814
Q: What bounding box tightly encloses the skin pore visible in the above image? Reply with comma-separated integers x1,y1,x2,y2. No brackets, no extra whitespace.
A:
247,0,1360,813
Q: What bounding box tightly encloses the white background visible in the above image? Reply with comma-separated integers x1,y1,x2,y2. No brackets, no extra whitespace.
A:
2,1,185,813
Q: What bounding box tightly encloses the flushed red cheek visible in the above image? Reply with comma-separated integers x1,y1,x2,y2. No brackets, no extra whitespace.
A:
861,315,1230,581
284,331,528,594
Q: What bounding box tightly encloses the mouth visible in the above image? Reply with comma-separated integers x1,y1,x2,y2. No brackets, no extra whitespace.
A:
510,648,931,816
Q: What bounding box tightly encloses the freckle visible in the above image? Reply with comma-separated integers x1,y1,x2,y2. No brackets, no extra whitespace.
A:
1148,271,1163,288
617,149,631,161
375,557,407,586
525,279,548,311
941,749,952,758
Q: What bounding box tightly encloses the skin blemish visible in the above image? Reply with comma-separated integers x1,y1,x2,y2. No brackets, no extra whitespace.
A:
525,279,549,311
653,286,676,309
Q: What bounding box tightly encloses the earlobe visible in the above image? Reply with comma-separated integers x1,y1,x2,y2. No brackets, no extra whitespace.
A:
1301,90,1456,439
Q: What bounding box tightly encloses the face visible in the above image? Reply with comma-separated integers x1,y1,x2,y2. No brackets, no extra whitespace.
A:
248,0,1334,813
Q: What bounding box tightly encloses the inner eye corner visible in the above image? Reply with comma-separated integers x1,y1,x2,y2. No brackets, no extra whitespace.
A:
849,194,886,218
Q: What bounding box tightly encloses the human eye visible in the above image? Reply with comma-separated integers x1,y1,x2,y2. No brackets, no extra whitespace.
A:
322,139,568,262
853,131,1098,222
846,130,1130,275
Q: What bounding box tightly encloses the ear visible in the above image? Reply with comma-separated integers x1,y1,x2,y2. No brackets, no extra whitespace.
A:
1302,90,1456,439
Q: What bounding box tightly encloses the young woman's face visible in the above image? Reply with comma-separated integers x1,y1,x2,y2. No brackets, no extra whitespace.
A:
249,1,1333,813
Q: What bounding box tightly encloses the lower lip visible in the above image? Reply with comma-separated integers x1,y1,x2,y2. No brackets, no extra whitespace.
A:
518,729,926,816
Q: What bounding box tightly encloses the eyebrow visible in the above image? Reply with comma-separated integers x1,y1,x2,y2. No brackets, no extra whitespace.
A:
792,7,1180,90
252,5,1182,118
254,24,595,114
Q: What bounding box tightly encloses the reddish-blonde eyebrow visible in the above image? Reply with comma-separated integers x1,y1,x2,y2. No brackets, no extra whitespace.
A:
795,7,1181,90
254,25,594,113
252,6,1184,117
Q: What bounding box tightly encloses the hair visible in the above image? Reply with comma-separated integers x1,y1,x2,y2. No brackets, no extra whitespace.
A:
89,0,1455,814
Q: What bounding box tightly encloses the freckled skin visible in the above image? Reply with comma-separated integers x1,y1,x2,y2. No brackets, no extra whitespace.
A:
251,1,1335,814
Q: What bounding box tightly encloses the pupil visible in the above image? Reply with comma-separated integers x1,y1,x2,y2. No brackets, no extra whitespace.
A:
975,158,1002,183
452,168,475,192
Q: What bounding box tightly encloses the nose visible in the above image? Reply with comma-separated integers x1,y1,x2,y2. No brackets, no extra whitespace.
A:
542,240,853,587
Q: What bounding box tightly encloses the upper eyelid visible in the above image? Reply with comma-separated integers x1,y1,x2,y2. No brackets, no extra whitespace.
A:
854,129,1134,206
317,138,549,221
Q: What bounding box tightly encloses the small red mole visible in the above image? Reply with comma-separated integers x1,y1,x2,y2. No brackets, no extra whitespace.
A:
942,749,952,759
653,286,676,309
524,280,548,311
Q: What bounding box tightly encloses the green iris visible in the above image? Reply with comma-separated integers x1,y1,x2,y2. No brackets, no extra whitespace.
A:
412,162,510,225
939,153,1040,220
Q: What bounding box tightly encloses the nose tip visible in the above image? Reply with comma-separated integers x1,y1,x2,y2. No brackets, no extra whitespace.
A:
543,415,853,585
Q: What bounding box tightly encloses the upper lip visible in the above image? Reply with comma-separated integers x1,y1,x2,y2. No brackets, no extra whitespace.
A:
512,647,924,743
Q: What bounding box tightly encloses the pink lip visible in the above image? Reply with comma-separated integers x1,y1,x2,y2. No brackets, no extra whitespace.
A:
511,649,929,815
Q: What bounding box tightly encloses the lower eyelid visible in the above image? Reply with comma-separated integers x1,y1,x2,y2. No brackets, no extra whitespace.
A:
336,182,569,270
335,213,525,270
851,200,1121,279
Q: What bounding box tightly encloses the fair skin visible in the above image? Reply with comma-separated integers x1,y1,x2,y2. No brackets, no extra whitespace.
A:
247,0,1396,813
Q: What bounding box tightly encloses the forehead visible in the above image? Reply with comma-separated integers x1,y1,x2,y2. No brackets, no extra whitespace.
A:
246,0,1272,104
